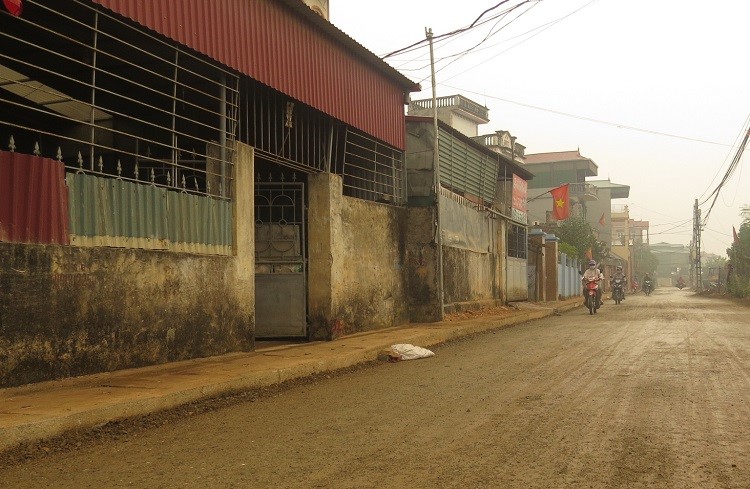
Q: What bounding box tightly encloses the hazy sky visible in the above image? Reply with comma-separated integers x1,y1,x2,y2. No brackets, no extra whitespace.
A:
330,0,750,256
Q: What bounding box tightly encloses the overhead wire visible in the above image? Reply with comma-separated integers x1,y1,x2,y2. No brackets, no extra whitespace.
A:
700,114,750,225
381,0,518,59
442,86,741,147
418,1,538,84
697,113,750,203
390,2,532,72
438,0,601,85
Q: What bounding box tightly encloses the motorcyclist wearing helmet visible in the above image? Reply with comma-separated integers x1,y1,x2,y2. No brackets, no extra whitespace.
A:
582,259,604,306
642,272,654,293
610,265,627,300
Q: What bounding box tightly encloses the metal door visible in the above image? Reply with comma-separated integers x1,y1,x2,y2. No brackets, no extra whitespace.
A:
255,176,306,337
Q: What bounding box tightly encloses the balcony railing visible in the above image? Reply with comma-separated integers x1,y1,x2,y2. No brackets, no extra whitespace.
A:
569,182,598,201
410,95,489,122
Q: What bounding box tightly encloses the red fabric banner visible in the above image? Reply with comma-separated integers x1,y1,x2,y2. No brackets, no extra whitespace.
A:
550,184,570,221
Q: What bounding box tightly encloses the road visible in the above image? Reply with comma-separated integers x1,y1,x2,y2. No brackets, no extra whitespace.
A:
2,288,749,488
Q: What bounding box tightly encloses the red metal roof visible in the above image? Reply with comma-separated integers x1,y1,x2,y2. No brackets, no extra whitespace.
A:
91,0,418,149
523,150,587,164
0,151,69,245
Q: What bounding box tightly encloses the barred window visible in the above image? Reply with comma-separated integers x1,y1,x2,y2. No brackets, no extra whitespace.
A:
508,224,528,259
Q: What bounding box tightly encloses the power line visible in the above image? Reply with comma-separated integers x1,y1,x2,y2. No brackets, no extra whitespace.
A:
390,2,535,73
700,114,750,225
442,86,742,147
381,0,520,59
438,0,601,84
417,2,538,84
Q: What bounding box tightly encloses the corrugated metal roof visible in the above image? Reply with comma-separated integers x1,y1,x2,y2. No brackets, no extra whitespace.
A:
91,0,419,150
523,150,589,164
0,151,69,245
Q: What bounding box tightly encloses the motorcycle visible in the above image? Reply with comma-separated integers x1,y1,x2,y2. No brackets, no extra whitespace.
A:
676,280,686,290
584,278,600,315
612,278,625,305
643,279,653,296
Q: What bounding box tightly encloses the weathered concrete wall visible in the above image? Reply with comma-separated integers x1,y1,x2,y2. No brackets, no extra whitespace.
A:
442,246,494,305
308,173,409,339
405,207,442,323
0,142,255,388
0,245,253,387
545,240,559,301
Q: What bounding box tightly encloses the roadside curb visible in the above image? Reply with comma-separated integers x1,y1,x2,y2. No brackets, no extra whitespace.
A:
0,299,579,454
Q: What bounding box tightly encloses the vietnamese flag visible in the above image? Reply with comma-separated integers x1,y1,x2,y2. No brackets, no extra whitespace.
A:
3,0,22,16
550,184,570,220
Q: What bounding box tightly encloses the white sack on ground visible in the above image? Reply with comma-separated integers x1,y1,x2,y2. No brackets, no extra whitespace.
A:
389,344,435,361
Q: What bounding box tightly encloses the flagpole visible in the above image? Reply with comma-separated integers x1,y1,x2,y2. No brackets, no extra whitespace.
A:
527,184,567,203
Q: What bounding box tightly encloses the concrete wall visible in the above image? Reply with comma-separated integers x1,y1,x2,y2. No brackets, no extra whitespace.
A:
442,246,494,305
0,143,255,388
545,240,559,301
405,207,442,323
307,173,409,339
0,245,253,387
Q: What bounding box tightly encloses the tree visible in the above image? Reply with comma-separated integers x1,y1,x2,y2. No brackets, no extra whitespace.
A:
556,216,603,262
633,244,658,278
727,205,750,297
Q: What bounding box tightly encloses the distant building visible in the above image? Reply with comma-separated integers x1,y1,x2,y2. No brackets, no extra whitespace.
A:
408,94,490,137
651,242,691,286
611,205,650,284
302,0,329,19
522,150,629,248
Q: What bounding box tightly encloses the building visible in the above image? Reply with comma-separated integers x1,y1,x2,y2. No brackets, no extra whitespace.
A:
651,242,691,286
406,94,534,310
0,0,419,386
523,150,600,225
523,151,630,247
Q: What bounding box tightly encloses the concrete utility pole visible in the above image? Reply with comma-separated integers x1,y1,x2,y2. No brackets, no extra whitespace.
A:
426,27,444,319
693,199,702,291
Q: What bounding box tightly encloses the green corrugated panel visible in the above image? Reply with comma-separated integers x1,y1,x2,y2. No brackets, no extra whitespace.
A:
437,131,497,202
67,173,98,236
68,173,232,246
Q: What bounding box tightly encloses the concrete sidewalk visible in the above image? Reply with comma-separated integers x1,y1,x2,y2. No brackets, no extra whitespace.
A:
0,298,581,453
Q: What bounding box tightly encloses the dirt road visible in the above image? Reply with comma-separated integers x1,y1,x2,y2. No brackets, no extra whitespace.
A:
2,288,749,488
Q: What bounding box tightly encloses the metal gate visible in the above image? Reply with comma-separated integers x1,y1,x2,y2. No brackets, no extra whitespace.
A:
255,176,306,338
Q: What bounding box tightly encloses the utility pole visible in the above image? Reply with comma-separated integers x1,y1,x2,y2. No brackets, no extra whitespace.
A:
693,199,702,291
426,27,444,319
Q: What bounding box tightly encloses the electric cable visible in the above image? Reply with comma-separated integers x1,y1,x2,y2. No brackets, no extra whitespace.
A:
381,0,518,59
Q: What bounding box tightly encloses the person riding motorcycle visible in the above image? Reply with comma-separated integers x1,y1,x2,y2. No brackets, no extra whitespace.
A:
642,273,654,293
582,260,604,307
610,265,627,301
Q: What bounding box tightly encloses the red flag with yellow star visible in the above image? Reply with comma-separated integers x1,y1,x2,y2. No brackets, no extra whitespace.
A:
550,184,570,220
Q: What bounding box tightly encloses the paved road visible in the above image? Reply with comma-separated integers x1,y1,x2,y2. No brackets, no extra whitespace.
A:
2,288,749,488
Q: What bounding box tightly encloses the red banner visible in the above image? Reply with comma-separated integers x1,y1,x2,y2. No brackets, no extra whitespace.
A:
550,184,570,221
511,174,527,212
3,0,23,16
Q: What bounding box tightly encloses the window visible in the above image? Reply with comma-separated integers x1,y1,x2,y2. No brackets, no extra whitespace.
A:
508,224,527,259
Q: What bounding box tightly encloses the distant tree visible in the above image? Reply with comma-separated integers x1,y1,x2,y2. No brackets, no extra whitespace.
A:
558,242,578,259
704,255,727,270
634,244,658,278
556,216,601,262
727,205,750,297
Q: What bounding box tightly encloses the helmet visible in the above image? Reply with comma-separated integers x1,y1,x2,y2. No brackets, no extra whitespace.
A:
588,260,597,266
616,266,623,271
